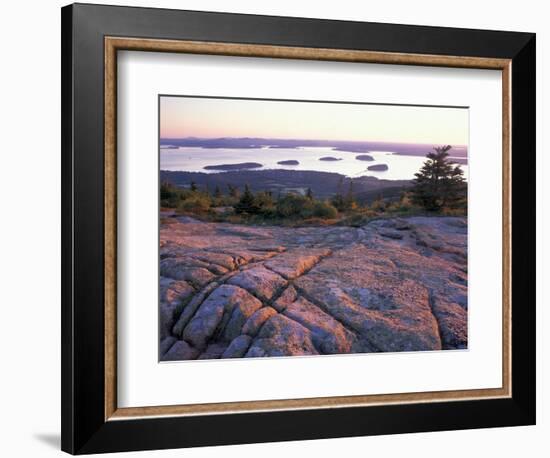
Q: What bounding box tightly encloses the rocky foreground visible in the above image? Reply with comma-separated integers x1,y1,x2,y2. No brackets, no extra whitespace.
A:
159,215,467,361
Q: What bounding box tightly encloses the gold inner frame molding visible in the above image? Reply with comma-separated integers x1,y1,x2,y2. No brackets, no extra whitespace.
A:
104,36,512,421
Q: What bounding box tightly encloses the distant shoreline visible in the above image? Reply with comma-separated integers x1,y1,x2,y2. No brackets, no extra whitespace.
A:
160,137,469,158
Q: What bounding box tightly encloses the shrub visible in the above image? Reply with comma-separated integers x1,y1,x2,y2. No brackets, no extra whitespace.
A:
339,209,378,227
254,191,275,214
160,182,187,208
177,193,211,214
384,192,418,213
370,197,387,212
311,201,338,219
276,193,313,218
440,206,467,217
211,194,238,207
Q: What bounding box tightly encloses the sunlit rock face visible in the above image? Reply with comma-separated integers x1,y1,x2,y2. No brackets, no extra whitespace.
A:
159,215,468,361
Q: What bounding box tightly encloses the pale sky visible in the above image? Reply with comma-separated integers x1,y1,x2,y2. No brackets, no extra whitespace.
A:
160,96,468,145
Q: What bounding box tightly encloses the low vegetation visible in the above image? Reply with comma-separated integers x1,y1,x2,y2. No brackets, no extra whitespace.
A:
160,146,466,226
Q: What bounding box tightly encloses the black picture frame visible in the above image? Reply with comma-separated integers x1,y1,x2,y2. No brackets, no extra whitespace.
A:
61,3,536,454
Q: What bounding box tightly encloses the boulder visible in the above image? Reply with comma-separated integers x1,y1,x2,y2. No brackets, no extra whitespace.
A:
162,340,199,361
228,266,287,302
264,248,331,279
159,303,175,341
182,284,260,349
245,314,318,357
159,278,196,340
160,279,195,306
198,342,228,359
160,336,177,356
220,293,263,342
222,335,253,358
272,286,298,312
430,293,468,349
379,230,404,240
283,297,356,354
160,257,216,287
172,281,220,337
188,251,237,270
242,307,278,337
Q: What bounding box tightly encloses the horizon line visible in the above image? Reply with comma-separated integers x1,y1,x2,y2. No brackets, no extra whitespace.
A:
159,136,468,147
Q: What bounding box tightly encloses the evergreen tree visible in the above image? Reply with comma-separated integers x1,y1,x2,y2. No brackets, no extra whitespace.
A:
214,185,222,199
306,188,314,200
331,177,345,211
234,184,258,214
190,181,198,192
160,181,176,201
411,145,466,211
343,180,356,211
228,184,239,198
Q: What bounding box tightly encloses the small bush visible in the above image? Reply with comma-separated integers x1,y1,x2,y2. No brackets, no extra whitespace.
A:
160,182,184,208
370,198,387,212
311,201,338,219
233,185,276,215
211,195,238,207
177,193,211,214
440,206,467,217
254,191,275,214
276,193,313,218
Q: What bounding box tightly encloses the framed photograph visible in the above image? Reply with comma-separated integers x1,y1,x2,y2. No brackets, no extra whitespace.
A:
61,3,536,454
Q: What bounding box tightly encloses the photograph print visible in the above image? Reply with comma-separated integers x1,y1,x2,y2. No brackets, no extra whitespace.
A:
159,95,468,362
